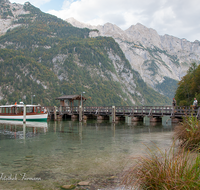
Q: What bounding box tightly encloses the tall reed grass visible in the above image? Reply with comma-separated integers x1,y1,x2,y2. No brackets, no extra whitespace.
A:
174,115,200,150
122,144,200,190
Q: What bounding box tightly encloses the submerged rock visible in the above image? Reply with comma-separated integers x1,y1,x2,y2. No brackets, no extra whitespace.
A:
61,184,76,189
13,159,22,162
1,163,9,166
13,164,22,168
26,155,34,158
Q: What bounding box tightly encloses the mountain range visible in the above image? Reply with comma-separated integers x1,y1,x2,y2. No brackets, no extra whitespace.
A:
0,0,198,106
66,17,200,99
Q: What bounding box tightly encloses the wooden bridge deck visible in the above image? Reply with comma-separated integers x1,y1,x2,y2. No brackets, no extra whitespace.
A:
46,106,200,120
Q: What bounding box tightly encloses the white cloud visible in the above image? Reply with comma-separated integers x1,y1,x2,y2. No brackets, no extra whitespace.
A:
9,0,200,41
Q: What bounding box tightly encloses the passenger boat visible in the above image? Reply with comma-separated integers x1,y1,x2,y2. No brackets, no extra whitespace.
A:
0,102,48,121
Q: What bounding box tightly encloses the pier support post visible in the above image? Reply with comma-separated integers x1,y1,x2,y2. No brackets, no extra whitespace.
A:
23,105,26,124
79,106,82,122
112,106,116,123
54,106,57,120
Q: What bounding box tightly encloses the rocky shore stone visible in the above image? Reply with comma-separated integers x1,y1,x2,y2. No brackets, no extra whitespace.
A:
77,181,90,186
108,176,118,180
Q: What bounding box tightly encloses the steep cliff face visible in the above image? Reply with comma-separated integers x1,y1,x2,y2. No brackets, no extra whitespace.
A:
0,1,170,106
0,0,30,36
66,18,200,98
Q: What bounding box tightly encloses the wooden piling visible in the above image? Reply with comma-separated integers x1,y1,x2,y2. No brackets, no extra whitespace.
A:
23,105,26,124
79,106,82,122
54,106,57,120
112,106,116,122
23,123,26,140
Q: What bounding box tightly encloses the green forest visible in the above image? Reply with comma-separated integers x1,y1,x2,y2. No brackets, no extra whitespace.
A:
0,2,170,106
175,63,200,106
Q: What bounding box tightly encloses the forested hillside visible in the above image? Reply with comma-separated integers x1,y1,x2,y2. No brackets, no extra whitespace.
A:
0,1,170,106
175,63,200,106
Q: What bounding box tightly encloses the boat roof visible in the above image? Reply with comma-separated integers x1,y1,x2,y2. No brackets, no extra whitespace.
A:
0,104,41,108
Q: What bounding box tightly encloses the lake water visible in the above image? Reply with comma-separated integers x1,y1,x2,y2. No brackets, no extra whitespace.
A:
0,117,176,190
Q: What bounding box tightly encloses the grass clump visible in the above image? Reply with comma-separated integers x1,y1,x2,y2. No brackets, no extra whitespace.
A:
122,144,200,190
174,115,200,150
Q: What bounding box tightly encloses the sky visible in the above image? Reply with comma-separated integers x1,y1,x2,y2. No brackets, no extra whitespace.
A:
9,0,200,42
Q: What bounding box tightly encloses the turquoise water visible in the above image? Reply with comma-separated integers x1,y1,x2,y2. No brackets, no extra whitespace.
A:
0,117,175,189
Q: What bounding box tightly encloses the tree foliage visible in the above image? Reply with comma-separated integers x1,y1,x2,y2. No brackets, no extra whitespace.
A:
175,62,200,106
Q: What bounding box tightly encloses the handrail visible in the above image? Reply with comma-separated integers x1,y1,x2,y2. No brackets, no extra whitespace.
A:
44,105,199,118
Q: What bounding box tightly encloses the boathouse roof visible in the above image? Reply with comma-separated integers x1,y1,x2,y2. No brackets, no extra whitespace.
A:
55,95,87,101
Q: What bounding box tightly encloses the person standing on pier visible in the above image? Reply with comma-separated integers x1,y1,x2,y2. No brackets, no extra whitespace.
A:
172,98,176,107
193,98,198,109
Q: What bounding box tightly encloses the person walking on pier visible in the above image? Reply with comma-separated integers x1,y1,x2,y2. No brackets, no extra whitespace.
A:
193,98,198,109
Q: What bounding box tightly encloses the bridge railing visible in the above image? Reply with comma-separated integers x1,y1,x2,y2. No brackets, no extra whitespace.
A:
150,106,173,116
115,106,173,116
173,106,198,116
83,106,112,115
60,106,79,114
46,105,200,118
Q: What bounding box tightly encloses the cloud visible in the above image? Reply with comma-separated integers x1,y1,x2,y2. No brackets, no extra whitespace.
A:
9,0,200,41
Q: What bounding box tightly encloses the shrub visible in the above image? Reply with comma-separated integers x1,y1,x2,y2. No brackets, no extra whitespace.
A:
122,144,200,189
179,100,189,106
174,115,200,150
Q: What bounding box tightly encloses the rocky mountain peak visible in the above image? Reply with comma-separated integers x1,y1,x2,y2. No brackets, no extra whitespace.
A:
66,17,92,29
0,0,30,36
0,0,10,5
66,18,200,99
66,17,129,40
125,23,161,47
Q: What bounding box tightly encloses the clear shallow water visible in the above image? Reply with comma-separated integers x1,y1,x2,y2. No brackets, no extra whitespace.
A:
0,117,176,189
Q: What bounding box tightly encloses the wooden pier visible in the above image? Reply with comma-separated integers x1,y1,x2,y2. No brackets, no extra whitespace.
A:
46,105,200,123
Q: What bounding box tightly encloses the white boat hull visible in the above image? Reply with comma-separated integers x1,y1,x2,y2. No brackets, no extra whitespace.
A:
0,113,48,121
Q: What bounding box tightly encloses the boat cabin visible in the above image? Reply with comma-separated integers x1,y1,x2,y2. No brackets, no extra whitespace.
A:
0,103,44,115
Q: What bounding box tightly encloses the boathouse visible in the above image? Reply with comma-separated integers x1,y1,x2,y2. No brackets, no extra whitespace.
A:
55,95,87,107
54,95,87,121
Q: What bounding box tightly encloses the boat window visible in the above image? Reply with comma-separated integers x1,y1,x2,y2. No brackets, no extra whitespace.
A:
26,107,34,113
17,107,23,114
36,106,41,113
11,107,15,114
